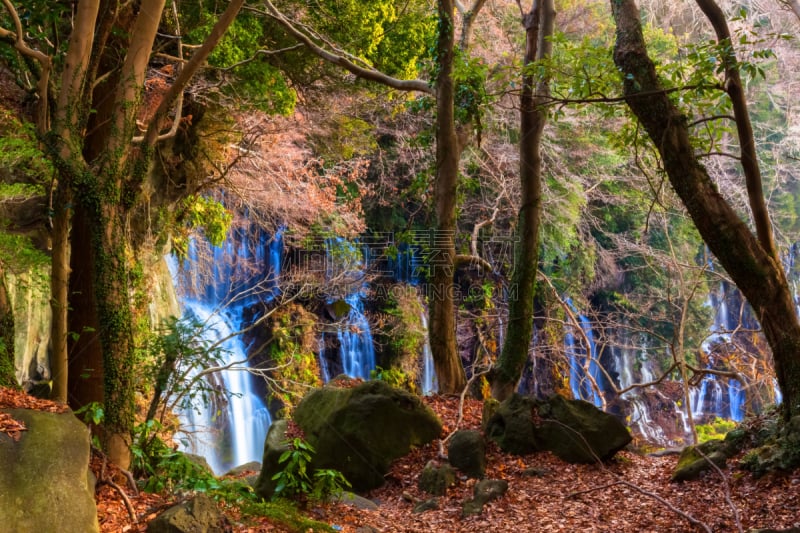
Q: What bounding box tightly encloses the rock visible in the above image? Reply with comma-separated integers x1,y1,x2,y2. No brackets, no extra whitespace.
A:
485,393,632,463
671,441,728,482
418,460,456,496
522,466,549,477
292,380,442,491
224,461,262,477
413,498,440,513
462,479,508,516
254,419,290,500
0,408,99,533
447,429,486,478
182,452,215,474
330,492,379,510
147,494,228,533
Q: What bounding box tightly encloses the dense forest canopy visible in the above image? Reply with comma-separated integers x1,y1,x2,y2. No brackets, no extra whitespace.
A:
0,0,799,472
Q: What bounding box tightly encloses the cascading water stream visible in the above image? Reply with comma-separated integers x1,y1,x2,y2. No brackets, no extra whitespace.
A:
420,310,438,395
564,299,604,407
167,224,283,474
319,238,377,381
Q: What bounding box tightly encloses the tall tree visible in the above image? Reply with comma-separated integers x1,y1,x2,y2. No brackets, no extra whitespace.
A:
491,0,555,401
262,0,487,393
1,0,246,466
610,0,800,420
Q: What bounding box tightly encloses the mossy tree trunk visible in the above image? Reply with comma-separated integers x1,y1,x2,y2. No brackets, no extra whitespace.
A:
611,0,800,420
492,0,555,401
0,271,17,389
429,0,467,394
1,0,246,466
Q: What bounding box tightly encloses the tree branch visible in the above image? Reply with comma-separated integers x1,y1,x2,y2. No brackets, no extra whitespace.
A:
257,0,433,94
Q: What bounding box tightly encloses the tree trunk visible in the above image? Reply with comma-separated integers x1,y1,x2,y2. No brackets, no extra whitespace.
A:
610,0,800,420
67,206,104,410
0,270,17,389
429,0,467,393
492,0,554,401
49,184,71,403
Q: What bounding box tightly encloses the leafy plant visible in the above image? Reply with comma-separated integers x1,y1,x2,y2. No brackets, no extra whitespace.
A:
696,417,737,443
271,437,351,501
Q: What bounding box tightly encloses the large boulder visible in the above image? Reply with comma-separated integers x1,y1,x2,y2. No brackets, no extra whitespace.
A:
254,419,291,500
485,394,632,463
292,380,442,491
0,408,99,533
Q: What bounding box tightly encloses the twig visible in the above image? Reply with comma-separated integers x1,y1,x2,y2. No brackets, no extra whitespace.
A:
548,419,713,532
696,448,743,533
567,479,712,532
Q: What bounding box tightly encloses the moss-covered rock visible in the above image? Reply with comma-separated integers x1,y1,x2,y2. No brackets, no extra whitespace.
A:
254,419,290,500
418,460,456,496
147,494,228,533
0,408,99,532
671,441,729,482
293,380,442,491
447,429,486,479
462,479,508,517
485,393,632,463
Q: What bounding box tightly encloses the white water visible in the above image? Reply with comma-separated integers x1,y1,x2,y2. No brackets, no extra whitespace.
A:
174,301,271,474
167,225,283,474
420,310,438,395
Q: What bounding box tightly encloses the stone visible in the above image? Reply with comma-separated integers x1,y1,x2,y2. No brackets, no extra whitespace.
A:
485,393,632,463
447,429,486,478
671,441,729,482
291,380,442,491
0,408,99,533
330,492,379,510
254,419,290,500
418,460,456,496
147,494,228,533
224,461,262,477
413,498,440,513
462,479,508,517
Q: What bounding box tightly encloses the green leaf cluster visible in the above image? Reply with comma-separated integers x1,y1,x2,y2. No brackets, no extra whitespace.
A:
308,0,435,79
271,437,351,501
185,12,296,114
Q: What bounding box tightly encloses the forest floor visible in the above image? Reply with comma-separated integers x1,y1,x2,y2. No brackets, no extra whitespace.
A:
2,387,799,532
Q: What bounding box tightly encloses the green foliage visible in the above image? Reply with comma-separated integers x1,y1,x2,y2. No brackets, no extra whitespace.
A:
371,365,414,391
172,195,232,259
0,233,49,274
267,304,320,414
271,437,351,501
309,0,435,79
312,116,378,162
139,313,232,429
185,12,296,114
696,417,737,443
0,110,53,183
241,499,336,532
131,419,223,493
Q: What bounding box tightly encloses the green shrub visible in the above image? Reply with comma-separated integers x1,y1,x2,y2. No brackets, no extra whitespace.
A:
271,437,351,502
696,417,737,443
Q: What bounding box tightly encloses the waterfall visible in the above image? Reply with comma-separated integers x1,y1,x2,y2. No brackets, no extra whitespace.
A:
336,293,376,380
167,223,283,474
319,238,376,381
420,310,438,395
564,299,604,407
173,301,271,474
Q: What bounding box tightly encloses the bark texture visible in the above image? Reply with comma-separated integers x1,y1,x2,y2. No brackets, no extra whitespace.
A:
492,0,554,401
611,0,800,419
430,0,467,393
